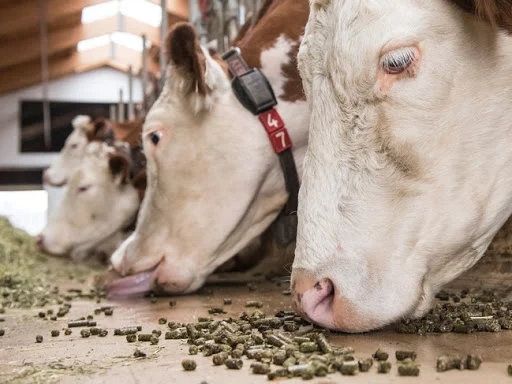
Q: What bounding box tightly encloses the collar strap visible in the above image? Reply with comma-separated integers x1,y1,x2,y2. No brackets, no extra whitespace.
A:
222,48,299,247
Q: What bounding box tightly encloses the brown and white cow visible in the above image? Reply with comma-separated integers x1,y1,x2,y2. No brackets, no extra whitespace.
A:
37,142,140,260
38,117,147,260
292,0,512,332
43,115,105,187
108,0,310,296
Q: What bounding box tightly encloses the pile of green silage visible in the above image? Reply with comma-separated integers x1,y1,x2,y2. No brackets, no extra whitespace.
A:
0,217,103,311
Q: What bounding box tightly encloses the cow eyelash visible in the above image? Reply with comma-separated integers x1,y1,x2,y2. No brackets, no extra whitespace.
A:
77,185,91,193
381,47,416,74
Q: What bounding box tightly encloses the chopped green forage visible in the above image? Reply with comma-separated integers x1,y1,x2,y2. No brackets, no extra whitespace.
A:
134,349,146,358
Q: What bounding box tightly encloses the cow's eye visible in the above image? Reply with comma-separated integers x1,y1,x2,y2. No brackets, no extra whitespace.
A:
381,47,416,75
77,184,91,193
149,131,162,146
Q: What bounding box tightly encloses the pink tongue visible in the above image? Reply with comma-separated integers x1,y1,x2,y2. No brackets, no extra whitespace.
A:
107,271,154,298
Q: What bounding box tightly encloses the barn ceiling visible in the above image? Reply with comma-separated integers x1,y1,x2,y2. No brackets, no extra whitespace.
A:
0,0,188,95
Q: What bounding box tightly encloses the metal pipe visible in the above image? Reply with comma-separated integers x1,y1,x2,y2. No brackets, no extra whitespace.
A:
118,88,125,122
159,0,167,91
109,105,116,121
251,0,258,27
141,34,148,117
217,0,226,52
39,0,51,150
128,65,134,120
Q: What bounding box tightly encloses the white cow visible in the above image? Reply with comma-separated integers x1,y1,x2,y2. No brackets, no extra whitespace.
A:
37,142,140,260
292,0,512,332
43,115,97,187
109,1,311,296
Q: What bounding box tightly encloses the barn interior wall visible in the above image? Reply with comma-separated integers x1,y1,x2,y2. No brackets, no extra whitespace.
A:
0,67,143,169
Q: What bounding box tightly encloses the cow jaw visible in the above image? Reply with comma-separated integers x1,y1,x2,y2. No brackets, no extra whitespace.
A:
292,0,512,332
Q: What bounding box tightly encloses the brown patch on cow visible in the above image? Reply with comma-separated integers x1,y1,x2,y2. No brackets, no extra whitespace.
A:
281,42,305,102
132,169,147,200
233,0,309,102
111,119,144,148
450,0,512,33
166,22,208,95
108,152,132,184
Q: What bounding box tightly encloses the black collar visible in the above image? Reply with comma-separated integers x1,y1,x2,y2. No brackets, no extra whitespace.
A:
222,48,299,247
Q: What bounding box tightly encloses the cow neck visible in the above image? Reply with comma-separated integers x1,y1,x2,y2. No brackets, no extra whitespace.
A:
234,0,309,103
220,2,308,247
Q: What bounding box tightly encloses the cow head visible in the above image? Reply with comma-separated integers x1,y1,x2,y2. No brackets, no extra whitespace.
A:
43,115,105,186
37,142,140,258
292,0,512,332
109,22,299,295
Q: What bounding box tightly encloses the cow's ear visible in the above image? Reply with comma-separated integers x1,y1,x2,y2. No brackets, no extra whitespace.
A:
90,118,112,141
109,154,131,185
474,0,512,33
452,0,512,33
166,22,208,95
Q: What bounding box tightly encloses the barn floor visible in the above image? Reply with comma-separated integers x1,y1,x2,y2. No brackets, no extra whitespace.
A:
1,258,512,384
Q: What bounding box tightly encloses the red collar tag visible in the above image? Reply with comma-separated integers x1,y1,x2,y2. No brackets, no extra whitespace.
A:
258,108,292,153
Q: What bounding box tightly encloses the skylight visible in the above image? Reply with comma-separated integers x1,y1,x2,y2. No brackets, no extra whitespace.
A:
77,33,151,53
81,0,162,27
77,35,111,52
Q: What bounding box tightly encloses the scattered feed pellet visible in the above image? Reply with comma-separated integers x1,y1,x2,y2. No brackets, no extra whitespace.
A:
396,350,417,361
80,329,91,338
223,298,232,305
377,361,392,374
182,359,197,371
225,359,243,370
35,335,43,343
245,301,263,308
64,328,72,336
373,349,389,361
134,349,146,358
126,334,136,343
51,330,59,337
508,364,512,376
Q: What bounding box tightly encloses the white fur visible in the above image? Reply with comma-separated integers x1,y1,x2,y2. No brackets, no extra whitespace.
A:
293,0,512,331
111,34,309,293
44,115,92,186
40,142,140,258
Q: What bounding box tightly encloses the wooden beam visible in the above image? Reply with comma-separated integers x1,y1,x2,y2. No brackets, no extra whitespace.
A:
0,0,107,37
0,43,142,95
0,15,163,70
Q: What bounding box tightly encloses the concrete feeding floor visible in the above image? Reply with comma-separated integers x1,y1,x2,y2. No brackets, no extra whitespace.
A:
1,270,512,384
